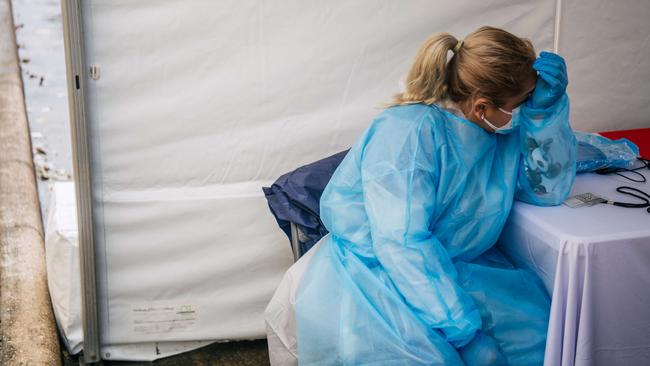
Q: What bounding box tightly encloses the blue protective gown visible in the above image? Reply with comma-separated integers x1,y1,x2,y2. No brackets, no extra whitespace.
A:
295,95,576,365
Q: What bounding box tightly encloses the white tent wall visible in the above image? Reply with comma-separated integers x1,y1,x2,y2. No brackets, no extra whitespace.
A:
53,0,647,361
559,0,650,132
78,0,555,359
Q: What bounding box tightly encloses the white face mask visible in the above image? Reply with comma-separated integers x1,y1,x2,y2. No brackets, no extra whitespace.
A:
482,106,520,134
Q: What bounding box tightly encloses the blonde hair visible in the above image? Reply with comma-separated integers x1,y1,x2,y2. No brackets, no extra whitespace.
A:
390,26,537,108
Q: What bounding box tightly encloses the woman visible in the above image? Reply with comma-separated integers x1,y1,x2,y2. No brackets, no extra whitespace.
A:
266,26,576,365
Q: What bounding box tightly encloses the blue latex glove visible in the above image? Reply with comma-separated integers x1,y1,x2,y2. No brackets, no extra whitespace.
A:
528,51,568,110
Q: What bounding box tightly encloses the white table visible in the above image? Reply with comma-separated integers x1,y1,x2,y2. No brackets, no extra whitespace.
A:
498,166,650,366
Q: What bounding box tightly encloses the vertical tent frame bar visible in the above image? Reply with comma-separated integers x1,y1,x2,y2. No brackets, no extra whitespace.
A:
61,0,101,363
553,0,563,53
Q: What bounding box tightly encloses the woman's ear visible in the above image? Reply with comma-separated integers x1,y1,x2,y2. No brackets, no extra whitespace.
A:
471,97,490,121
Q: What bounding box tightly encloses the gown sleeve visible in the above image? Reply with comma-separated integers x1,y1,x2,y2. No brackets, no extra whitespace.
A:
360,116,482,348
514,93,577,206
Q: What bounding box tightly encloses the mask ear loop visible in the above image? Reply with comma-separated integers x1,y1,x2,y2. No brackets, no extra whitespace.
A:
481,113,500,132
498,107,513,116
482,106,513,131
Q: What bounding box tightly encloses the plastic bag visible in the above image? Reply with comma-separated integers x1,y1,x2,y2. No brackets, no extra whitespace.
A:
575,131,639,173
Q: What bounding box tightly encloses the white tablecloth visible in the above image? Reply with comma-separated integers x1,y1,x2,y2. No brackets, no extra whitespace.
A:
498,167,650,366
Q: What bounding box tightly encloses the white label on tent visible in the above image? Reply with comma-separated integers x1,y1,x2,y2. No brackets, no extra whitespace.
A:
131,303,198,335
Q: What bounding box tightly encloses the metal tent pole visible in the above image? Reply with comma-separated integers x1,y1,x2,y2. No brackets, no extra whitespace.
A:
60,0,100,363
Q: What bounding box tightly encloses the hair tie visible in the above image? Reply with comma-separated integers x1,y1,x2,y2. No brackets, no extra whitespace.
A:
453,40,464,54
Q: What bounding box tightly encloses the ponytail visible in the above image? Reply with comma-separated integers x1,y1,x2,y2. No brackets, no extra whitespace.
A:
390,33,458,106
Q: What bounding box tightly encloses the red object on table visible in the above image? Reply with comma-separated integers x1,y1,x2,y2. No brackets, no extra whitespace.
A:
599,128,650,159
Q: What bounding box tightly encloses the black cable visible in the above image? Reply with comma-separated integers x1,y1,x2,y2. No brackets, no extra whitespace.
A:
608,186,650,214
597,157,650,214
595,157,650,183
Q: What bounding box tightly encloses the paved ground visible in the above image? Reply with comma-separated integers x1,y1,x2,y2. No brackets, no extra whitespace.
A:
62,340,270,366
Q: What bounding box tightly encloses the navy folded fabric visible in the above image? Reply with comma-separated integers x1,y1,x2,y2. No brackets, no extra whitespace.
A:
262,150,348,256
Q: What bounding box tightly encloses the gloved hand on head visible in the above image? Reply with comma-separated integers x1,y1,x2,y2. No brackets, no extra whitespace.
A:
527,51,568,110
